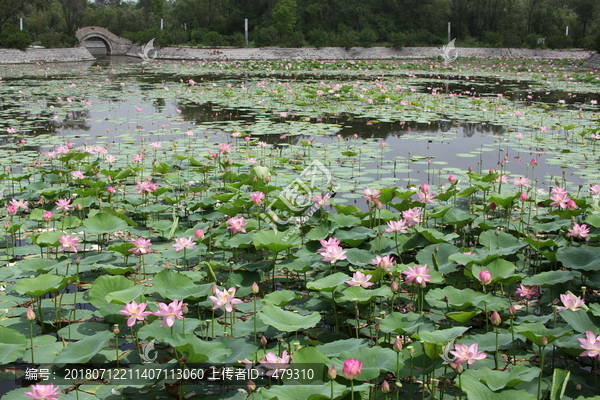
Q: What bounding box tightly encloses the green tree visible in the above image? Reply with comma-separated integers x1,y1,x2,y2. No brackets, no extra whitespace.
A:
0,0,49,34
272,0,297,39
57,0,87,37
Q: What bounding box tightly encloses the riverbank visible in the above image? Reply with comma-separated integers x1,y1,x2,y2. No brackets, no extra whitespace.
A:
128,45,594,61
0,45,594,64
0,47,95,64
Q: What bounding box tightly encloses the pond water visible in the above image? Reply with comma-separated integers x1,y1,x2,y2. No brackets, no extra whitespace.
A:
1,55,600,399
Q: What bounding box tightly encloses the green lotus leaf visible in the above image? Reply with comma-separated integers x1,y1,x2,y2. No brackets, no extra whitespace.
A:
258,304,321,332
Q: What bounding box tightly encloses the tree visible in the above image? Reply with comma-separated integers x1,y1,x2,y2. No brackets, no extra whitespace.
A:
271,0,297,39
0,0,49,34
57,0,87,36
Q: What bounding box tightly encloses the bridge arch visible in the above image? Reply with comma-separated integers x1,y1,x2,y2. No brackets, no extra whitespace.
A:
75,27,133,56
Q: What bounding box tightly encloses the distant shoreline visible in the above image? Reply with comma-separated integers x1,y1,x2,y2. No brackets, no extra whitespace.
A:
0,45,594,65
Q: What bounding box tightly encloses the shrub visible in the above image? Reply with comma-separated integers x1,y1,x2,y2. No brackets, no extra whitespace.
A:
230,32,246,47
387,32,406,49
203,31,224,47
307,29,328,49
547,34,573,49
253,27,279,47
163,29,189,46
0,31,32,50
358,28,378,47
38,31,62,48
286,31,304,47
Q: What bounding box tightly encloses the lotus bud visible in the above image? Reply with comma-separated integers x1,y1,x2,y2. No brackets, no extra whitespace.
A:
489,202,497,210
420,184,429,193
75,257,81,264
576,384,582,390
520,192,528,202
211,284,218,295
328,365,337,380
107,186,115,194
468,166,473,172
43,211,53,221
448,175,456,183
495,228,501,235
4,221,10,229
478,270,492,285
26,307,36,321
509,304,517,316
541,336,548,346
381,380,391,393
182,303,189,314
260,336,267,347
76,203,83,211
342,359,362,380
393,336,403,352
531,158,538,166
490,311,501,326
247,380,256,392
566,199,576,210
7,205,16,215
293,341,302,351
449,362,463,373
195,229,205,239
113,325,120,334
251,282,259,294
407,346,414,355
390,281,399,293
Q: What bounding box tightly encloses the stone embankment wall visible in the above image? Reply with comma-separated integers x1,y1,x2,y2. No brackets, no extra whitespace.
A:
127,46,593,61
0,45,595,64
0,47,95,64
584,54,600,68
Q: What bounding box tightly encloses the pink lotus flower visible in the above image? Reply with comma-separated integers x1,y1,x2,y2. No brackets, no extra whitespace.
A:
318,237,341,252
9,198,28,210
249,192,265,206
362,188,381,202
135,180,159,194
59,235,81,253
218,143,232,154
342,359,362,380
129,238,154,255
209,287,243,313
402,208,422,227
119,301,152,327
417,191,436,203
516,284,539,299
450,343,487,365
385,219,409,233
172,237,196,253
402,265,432,287
6,205,16,215
313,195,331,206
568,223,589,238
153,299,185,327
512,176,530,188
557,292,586,311
71,170,85,180
55,199,73,211
578,331,600,360
43,211,53,221
346,271,374,288
372,255,394,271
25,383,61,400
320,245,347,264
478,270,492,285
550,189,569,209
590,184,600,196
227,217,248,234
262,351,290,376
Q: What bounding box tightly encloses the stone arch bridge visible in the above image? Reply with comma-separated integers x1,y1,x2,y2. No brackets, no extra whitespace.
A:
75,26,133,55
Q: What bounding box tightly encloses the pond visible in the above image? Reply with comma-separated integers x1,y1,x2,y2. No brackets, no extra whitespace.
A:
0,55,600,400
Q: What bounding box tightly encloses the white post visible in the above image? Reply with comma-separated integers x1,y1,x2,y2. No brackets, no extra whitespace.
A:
447,22,451,44
160,19,164,31
244,19,248,47
19,18,23,31
566,26,569,35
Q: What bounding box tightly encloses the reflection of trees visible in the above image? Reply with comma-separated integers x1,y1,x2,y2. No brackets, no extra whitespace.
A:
49,110,92,131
